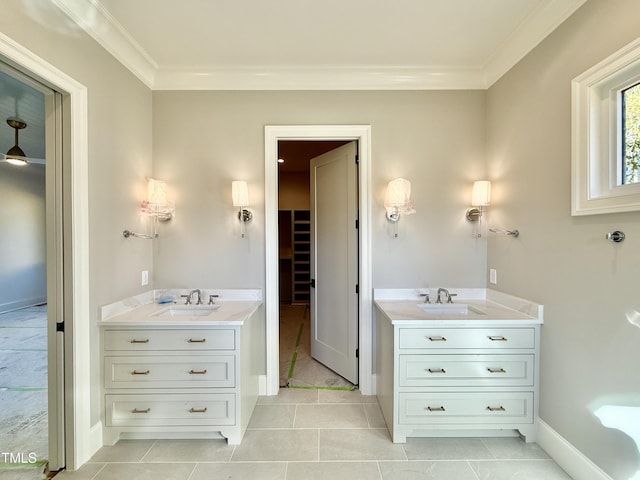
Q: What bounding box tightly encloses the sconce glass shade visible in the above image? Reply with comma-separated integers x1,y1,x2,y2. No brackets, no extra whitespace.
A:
232,180,249,206
231,180,252,238
385,178,411,208
384,178,415,238
471,180,491,206
146,178,168,206
124,177,173,239
384,178,415,218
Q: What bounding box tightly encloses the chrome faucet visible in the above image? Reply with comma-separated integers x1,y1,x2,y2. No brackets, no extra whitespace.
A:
436,288,456,304
188,289,203,305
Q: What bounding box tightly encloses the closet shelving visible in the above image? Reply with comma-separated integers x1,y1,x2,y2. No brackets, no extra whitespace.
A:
292,210,311,303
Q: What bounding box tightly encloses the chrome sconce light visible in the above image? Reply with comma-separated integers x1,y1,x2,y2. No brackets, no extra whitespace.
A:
384,178,415,237
123,178,174,239
466,180,491,222
466,180,491,238
232,180,252,238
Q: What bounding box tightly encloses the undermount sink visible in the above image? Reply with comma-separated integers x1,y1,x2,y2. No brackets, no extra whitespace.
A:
152,305,221,317
417,303,485,315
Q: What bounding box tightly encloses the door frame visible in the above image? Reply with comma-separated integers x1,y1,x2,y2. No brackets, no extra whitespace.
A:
264,125,372,395
0,33,91,469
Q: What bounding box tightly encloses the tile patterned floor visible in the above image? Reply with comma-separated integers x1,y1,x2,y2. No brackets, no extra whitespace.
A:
55,388,573,480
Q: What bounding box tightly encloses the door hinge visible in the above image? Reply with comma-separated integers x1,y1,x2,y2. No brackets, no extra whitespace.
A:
355,154,359,164
355,284,359,294
356,348,359,358
355,219,359,229
310,278,316,288
56,322,64,332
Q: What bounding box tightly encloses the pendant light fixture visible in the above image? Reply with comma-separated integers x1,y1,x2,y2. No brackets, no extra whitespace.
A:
5,118,29,166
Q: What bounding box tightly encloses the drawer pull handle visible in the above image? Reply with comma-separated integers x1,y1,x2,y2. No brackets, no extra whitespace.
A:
427,336,447,342
427,406,446,412
188,338,207,343
427,368,446,374
487,368,506,373
189,407,208,413
131,370,150,375
189,369,208,375
132,408,150,414
487,406,506,412
488,336,507,341
130,339,149,344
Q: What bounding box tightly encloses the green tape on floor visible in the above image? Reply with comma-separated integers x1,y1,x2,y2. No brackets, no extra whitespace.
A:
0,459,48,469
288,384,356,391
295,322,304,348
285,302,355,391
287,351,298,380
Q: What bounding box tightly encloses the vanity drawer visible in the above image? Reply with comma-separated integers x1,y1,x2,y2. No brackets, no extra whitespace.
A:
105,393,235,427
103,329,236,351
398,392,533,425
399,354,534,387
399,328,535,350
104,355,235,389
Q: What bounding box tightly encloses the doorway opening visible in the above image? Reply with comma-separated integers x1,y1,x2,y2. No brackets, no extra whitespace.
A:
264,125,373,397
277,140,355,390
0,55,69,475
0,32,92,471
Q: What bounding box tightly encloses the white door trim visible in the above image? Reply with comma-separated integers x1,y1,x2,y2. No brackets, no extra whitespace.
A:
0,32,91,468
264,125,373,395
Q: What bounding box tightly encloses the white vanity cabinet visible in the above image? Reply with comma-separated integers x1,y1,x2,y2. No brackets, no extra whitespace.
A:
375,291,542,443
100,297,262,446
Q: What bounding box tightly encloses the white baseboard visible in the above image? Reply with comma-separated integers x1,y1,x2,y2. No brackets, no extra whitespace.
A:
87,422,103,464
258,374,268,396
537,418,613,480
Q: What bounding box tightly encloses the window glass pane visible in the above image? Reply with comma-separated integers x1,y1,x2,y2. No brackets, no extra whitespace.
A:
622,82,640,184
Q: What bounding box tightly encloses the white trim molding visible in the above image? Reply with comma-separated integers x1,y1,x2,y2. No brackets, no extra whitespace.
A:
0,32,91,469
264,125,373,396
50,0,585,91
537,419,614,480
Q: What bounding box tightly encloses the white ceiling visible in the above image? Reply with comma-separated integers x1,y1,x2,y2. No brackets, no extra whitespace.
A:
0,68,46,163
52,0,587,90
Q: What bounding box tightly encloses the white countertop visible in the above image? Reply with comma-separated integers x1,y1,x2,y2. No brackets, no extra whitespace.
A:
99,289,262,327
374,288,543,326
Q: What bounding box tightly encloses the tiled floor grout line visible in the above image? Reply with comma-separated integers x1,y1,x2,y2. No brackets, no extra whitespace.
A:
137,439,157,462
184,462,198,480
467,460,482,480
87,462,107,480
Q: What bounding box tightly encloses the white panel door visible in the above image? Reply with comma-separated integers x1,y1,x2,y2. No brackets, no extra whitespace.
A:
310,142,358,384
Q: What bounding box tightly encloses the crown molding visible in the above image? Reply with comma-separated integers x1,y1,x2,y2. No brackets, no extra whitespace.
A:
152,66,487,91
53,0,587,91
51,0,157,88
482,0,588,87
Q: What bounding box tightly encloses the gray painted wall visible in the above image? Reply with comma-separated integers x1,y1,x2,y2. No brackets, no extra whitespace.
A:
0,164,46,312
151,90,487,291
486,0,640,478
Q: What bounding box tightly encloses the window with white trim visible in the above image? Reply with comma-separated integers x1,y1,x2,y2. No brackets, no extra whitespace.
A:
572,38,640,215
